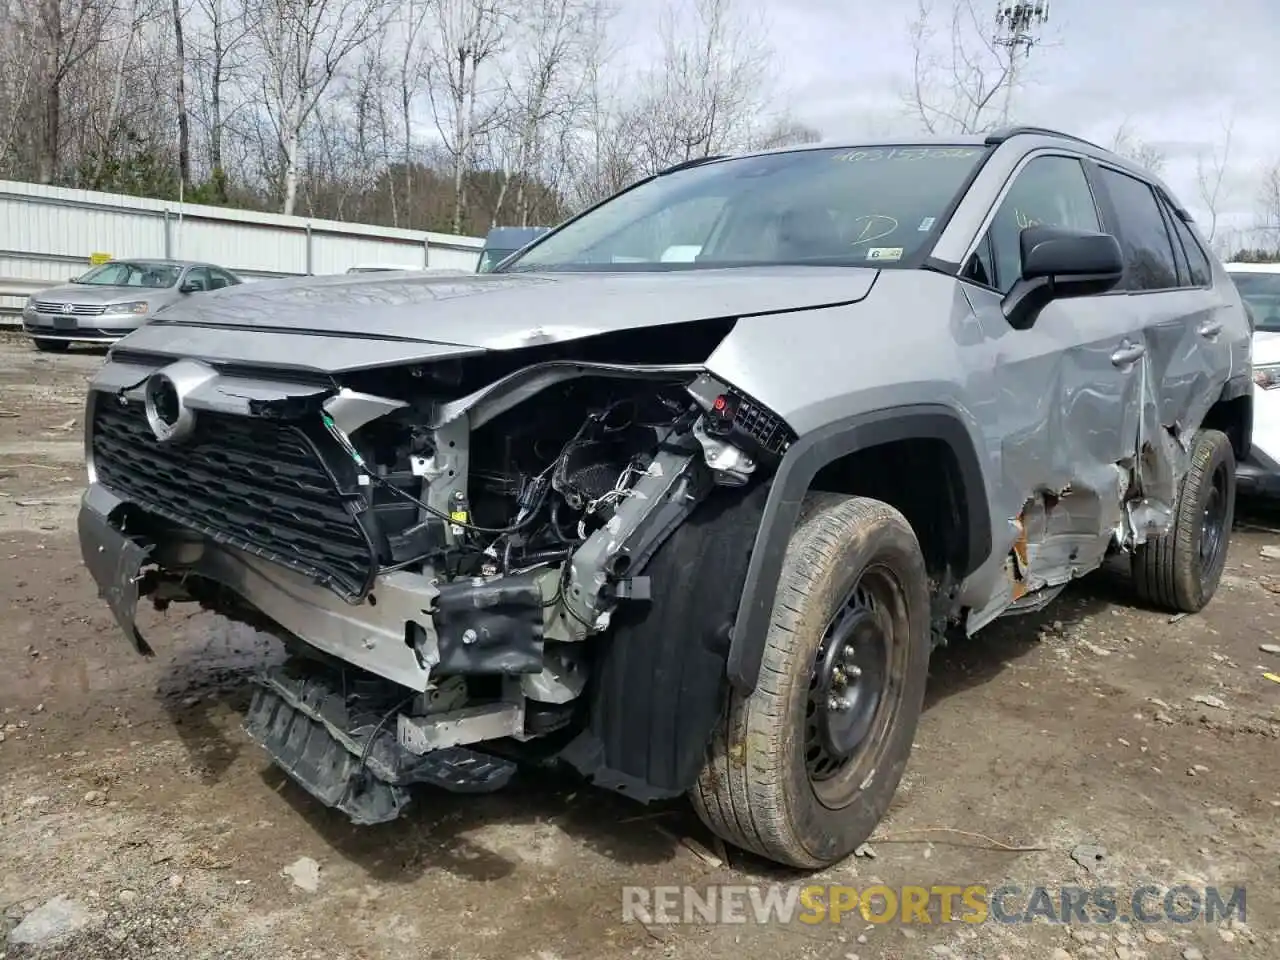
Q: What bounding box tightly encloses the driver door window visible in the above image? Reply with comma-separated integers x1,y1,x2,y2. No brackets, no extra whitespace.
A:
184,267,211,292
968,156,1102,294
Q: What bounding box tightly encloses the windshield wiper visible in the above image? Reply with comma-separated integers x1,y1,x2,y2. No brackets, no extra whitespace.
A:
657,155,728,176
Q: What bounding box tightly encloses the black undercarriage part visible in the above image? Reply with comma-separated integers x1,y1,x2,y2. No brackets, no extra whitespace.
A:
242,660,515,825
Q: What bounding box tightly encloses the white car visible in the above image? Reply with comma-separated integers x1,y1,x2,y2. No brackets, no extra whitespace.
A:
1226,261,1280,494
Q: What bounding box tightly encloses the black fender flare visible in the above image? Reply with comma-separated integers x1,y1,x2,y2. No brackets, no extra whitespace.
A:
1219,372,1252,403
726,403,992,692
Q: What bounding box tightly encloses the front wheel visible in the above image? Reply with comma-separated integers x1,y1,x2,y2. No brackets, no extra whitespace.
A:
1131,428,1235,613
32,338,70,353
690,493,931,868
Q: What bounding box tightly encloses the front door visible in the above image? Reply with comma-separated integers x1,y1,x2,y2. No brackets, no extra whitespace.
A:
959,153,1144,618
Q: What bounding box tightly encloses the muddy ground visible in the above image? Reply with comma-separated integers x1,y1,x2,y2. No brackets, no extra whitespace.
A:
0,334,1277,960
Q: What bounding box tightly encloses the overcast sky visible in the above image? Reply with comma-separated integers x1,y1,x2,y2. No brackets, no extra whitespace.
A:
623,0,1280,247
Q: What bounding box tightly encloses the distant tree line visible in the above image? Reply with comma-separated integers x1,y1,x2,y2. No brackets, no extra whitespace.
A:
0,0,819,236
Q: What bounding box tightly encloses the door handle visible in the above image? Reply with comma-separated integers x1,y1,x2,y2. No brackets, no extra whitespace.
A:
1111,343,1146,367
1198,320,1223,338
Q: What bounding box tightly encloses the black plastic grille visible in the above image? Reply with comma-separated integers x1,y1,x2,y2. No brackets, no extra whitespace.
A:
91,397,377,600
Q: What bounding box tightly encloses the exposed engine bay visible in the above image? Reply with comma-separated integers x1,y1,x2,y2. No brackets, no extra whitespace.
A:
81,331,793,824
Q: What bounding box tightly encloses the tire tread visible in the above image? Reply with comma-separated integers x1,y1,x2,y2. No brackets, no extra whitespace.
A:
1131,428,1235,613
691,493,924,867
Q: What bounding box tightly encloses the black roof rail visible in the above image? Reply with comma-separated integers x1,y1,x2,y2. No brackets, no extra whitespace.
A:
984,126,1105,150
657,154,729,176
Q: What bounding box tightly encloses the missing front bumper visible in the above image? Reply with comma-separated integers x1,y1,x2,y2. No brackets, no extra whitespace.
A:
244,660,517,825
78,491,155,655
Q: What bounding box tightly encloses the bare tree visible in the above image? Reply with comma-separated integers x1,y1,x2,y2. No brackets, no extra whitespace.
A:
189,0,252,197
389,0,433,225
0,5,41,170
1258,162,1280,252
1108,119,1166,175
630,0,773,172
905,0,1049,135
751,117,821,150
490,0,600,227
0,0,803,232
247,0,385,214
172,0,192,189
1194,114,1235,245
90,0,148,185
423,0,511,234
561,0,635,208
33,0,115,182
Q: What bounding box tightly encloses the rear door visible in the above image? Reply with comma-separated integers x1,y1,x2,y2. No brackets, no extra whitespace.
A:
1088,165,1232,513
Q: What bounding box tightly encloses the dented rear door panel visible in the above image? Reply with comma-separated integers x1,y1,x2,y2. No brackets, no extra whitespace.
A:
1133,289,1233,512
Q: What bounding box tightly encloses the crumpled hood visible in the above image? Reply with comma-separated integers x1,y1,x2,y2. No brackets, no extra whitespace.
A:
144,267,880,351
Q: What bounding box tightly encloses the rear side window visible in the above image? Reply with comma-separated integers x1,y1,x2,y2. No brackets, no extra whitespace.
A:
1167,211,1212,287
1097,168,1179,291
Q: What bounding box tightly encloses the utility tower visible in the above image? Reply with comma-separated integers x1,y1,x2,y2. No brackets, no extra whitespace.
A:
993,2,1051,125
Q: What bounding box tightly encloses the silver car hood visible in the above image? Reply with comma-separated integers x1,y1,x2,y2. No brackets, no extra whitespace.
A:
35,283,166,304
132,267,876,347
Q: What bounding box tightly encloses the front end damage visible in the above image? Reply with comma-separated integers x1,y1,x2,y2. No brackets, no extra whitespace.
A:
78,329,792,823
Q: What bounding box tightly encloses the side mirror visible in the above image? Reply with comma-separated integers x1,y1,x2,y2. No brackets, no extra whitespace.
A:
1002,226,1124,330
68,275,80,282
180,280,204,293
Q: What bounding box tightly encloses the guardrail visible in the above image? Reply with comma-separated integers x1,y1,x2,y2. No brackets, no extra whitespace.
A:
0,278,48,325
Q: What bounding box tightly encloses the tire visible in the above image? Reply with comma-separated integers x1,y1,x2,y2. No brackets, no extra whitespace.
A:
32,338,69,353
1130,428,1235,613
690,493,931,868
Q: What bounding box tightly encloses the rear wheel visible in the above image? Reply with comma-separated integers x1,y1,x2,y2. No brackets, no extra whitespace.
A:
1131,428,1235,613
690,493,931,868
32,338,70,353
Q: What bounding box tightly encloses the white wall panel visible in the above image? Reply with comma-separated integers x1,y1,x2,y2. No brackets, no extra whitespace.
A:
0,180,484,301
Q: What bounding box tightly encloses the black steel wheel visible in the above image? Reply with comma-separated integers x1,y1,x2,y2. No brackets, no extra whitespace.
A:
691,493,931,868
1199,460,1229,572
1132,428,1236,613
804,574,903,808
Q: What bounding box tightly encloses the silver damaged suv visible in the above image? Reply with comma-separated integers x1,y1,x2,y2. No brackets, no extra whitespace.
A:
78,128,1253,868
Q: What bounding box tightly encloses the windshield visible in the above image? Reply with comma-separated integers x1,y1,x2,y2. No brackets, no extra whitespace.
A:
74,261,182,288
477,249,519,273
1231,271,1280,332
502,145,988,273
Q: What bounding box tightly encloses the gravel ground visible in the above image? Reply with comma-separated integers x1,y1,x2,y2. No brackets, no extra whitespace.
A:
1,334,1277,960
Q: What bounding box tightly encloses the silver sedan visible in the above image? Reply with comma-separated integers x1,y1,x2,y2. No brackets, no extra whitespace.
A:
20,259,242,351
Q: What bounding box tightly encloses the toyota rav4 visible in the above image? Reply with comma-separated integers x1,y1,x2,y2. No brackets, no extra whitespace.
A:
77,127,1253,868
